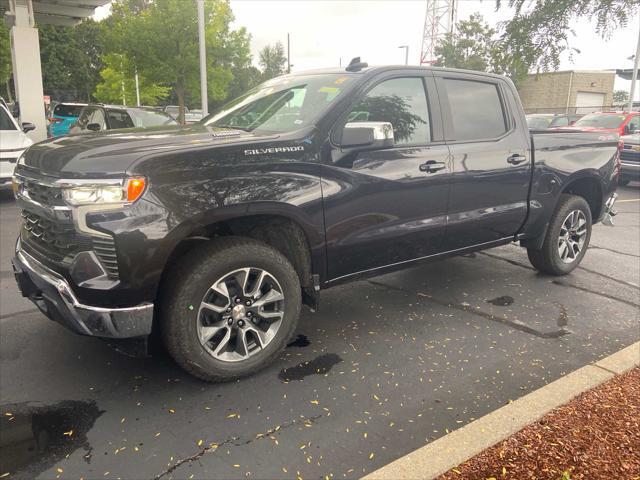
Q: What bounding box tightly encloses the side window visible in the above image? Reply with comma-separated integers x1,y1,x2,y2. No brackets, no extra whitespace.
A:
89,109,107,130
347,77,431,145
444,78,507,141
553,116,569,127
76,108,92,128
106,109,135,129
626,116,639,133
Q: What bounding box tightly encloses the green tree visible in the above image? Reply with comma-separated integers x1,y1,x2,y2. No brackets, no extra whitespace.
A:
434,14,497,72
38,20,106,102
108,0,252,124
258,42,286,80
613,90,629,105
0,22,12,101
94,53,170,105
497,0,640,75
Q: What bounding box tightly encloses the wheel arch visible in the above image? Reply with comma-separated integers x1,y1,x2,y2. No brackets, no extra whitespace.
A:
155,205,322,309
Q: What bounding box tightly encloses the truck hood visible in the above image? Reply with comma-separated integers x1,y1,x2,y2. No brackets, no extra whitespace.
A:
18,125,278,178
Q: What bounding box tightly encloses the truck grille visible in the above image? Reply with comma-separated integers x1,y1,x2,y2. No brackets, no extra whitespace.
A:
620,148,640,164
20,210,119,279
21,179,65,206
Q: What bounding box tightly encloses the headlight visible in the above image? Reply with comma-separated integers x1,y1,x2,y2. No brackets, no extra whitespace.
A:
62,177,146,206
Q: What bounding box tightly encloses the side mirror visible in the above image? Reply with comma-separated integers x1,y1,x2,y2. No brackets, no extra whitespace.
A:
22,122,35,133
87,123,101,132
341,121,394,150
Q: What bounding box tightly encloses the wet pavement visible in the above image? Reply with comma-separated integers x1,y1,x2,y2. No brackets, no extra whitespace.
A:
0,185,638,479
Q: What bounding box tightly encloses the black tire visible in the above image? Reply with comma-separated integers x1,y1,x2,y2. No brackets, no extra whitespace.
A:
527,194,592,276
618,178,630,187
160,237,301,382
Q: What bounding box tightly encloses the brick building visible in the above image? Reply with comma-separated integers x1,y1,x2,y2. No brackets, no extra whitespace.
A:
517,70,615,114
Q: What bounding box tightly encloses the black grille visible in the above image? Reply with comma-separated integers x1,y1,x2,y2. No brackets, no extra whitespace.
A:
20,210,119,280
93,237,119,278
22,180,65,206
21,210,89,263
620,150,640,163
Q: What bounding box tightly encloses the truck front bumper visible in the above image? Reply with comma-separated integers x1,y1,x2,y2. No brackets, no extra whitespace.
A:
12,247,154,339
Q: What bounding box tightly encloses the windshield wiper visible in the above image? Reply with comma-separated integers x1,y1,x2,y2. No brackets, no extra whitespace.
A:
212,124,251,132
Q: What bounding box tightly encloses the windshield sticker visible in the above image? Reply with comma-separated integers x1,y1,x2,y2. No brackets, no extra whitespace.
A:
334,77,349,85
319,86,339,93
244,146,305,155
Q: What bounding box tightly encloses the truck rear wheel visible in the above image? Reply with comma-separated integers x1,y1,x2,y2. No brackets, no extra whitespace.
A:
160,237,301,382
527,194,592,275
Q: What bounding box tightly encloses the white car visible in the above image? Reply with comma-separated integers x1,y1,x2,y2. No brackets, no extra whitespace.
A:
0,103,34,188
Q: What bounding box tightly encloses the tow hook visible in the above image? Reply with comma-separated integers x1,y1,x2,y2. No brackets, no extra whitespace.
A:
602,193,618,227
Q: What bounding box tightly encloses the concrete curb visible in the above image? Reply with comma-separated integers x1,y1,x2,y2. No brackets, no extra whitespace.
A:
363,341,640,480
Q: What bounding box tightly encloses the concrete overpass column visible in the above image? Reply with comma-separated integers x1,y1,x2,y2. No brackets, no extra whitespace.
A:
9,0,47,142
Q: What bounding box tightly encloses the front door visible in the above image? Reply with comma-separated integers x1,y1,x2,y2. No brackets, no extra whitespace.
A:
321,74,451,281
435,73,531,250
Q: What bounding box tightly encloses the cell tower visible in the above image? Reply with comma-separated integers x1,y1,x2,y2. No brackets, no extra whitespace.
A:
419,0,457,65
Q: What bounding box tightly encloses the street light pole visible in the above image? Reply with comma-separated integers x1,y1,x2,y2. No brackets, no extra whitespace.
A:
398,45,409,65
628,29,640,113
135,69,140,107
197,0,208,116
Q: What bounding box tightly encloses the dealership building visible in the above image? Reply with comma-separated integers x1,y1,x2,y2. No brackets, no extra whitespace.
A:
517,70,616,115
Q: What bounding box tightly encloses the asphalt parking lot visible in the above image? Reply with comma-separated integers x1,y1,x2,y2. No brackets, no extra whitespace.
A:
1,185,639,480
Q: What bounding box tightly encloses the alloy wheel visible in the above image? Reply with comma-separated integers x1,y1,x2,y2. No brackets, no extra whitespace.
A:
197,267,285,362
558,210,587,264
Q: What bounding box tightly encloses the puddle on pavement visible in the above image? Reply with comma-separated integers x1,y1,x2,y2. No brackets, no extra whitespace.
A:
286,334,310,348
278,353,343,382
0,400,103,478
486,295,514,306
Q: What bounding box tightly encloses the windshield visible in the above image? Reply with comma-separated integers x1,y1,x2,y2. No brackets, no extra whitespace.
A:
526,115,554,129
574,113,627,129
0,106,16,131
127,109,178,128
203,74,353,134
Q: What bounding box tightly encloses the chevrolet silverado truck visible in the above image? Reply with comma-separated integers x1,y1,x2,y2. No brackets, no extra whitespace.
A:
12,60,620,381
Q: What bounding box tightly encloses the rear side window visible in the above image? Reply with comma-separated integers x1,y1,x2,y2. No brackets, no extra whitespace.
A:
348,77,431,145
444,79,507,141
106,109,135,129
54,104,84,117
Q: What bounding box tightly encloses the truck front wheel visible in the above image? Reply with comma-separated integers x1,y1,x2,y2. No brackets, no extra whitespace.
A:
160,237,301,382
527,194,592,275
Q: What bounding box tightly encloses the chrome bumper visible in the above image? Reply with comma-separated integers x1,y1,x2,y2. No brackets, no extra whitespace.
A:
601,192,618,227
12,247,153,338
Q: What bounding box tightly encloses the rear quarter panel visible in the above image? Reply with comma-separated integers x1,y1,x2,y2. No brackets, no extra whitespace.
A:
519,131,619,245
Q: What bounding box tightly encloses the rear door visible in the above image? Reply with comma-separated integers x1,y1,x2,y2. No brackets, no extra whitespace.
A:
435,72,531,250
322,72,452,281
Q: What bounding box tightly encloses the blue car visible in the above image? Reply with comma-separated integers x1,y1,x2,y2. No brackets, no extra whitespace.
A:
48,103,87,137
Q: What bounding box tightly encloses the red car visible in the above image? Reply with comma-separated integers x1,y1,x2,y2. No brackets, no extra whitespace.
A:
558,111,640,137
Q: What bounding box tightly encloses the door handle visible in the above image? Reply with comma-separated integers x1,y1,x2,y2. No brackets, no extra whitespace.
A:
419,160,446,173
507,154,527,165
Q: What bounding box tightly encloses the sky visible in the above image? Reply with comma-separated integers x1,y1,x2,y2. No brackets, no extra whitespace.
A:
93,0,640,99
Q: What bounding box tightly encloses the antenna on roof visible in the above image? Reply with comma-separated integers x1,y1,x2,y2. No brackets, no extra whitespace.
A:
346,57,368,72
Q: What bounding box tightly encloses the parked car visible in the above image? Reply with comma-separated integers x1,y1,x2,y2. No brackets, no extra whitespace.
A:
184,110,204,124
12,61,620,381
560,111,639,137
618,133,640,186
0,101,33,188
526,113,580,129
48,103,87,137
68,105,178,134
163,105,188,119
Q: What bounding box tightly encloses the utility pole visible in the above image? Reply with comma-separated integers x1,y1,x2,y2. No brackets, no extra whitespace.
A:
135,69,140,107
628,29,640,113
398,45,409,65
287,33,291,74
197,0,208,115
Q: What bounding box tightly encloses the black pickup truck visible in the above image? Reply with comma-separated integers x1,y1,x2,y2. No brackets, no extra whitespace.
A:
12,61,620,381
